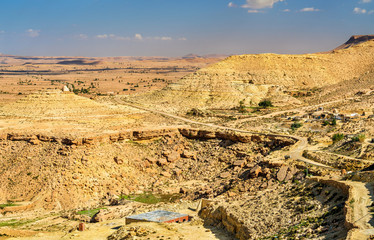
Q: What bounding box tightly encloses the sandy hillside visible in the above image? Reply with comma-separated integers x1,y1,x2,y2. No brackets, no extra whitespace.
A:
133,38,374,112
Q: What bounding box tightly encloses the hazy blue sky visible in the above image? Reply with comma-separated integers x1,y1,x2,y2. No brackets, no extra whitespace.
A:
0,0,373,57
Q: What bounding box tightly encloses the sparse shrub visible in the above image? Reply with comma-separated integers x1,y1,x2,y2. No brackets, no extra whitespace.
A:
291,122,302,130
331,118,337,126
332,133,344,142
323,119,336,126
258,99,273,108
352,134,365,143
238,100,247,113
322,120,330,126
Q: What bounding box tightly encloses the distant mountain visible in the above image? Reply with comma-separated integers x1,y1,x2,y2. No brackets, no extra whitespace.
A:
182,53,230,59
333,35,374,51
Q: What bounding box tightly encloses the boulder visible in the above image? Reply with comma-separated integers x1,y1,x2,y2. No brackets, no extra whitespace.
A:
146,157,157,164
250,165,262,177
174,168,182,176
165,151,180,162
220,172,231,178
181,150,196,159
277,166,288,182
233,160,246,168
29,138,41,145
284,166,297,182
114,157,124,165
157,158,167,166
161,171,172,178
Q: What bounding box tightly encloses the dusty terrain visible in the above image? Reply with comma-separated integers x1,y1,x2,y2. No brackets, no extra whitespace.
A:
0,36,374,240
0,55,225,103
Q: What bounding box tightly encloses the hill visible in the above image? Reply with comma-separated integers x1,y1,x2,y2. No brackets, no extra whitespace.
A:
333,35,374,51
134,37,374,112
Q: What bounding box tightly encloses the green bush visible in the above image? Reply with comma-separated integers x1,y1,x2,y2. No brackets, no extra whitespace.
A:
291,122,302,130
258,99,273,108
332,133,344,142
323,119,337,126
331,118,337,126
238,100,247,113
352,134,365,143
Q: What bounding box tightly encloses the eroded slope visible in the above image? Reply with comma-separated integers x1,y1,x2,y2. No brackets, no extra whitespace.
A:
134,39,374,112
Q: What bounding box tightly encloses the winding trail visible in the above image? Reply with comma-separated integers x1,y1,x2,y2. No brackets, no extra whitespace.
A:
231,97,354,125
113,99,334,169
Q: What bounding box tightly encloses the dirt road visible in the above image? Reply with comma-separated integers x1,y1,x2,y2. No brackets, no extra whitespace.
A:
231,97,354,125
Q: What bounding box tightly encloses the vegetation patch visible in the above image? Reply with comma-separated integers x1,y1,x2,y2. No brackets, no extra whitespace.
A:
77,207,107,218
352,134,365,143
119,193,181,204
0,218,38,228
332,133,344,142
258,99,273,108
291,122,303,131
0,202,18,209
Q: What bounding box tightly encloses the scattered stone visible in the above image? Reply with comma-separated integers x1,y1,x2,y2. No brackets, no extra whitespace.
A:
260,182,268,189
157,158,168,166
161,171,172,178
165,151,180,162
81,156,89,165
284,167,297,181
250,165,262,177
181,150,196,159
227,191,237,197
233,160,246,168
29,138,40,145
180,187,188,194
108,226,150,240
174,168,182,176
220,172,230,178
114,156,124,165
143,160,151,168
146,157,158,164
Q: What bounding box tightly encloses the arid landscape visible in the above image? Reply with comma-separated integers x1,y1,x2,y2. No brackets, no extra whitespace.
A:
0,35,373,240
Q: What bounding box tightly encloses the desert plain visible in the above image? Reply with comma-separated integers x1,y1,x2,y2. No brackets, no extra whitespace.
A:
0,35,373,240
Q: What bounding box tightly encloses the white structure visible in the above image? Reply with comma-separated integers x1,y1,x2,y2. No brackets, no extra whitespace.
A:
63,85,70,92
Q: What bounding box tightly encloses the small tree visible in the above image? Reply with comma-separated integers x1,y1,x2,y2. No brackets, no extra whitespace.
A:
258,99,273,108
332,133,344,142
238,100,247,113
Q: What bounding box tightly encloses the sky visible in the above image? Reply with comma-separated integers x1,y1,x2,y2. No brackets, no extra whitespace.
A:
0,0,374,57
